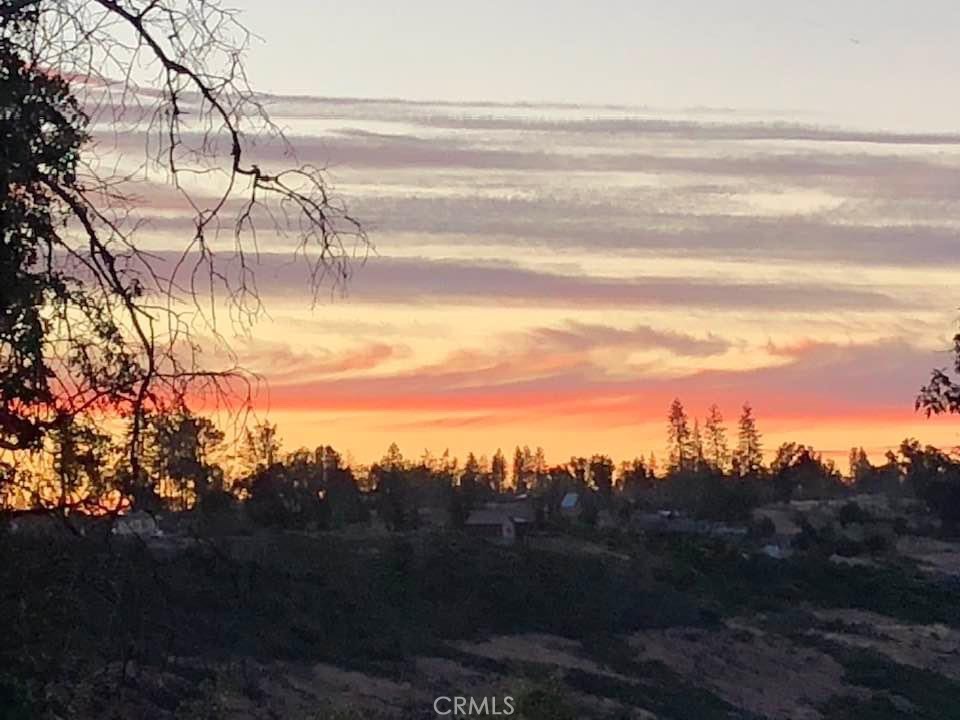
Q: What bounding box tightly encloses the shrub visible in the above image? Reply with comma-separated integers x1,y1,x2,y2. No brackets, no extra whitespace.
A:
748,516,777,540
516,679,577,720
0,676,35,720
837,502,872,526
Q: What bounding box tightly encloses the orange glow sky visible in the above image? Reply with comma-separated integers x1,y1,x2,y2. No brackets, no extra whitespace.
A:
90,8,960,469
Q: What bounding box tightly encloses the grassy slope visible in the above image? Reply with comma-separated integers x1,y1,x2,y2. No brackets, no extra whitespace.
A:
3,529,959,718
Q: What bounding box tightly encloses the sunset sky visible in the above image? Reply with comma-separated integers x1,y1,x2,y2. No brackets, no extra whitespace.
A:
115,2,960,467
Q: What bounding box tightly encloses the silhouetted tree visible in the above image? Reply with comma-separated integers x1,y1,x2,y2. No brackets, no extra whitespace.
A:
243,422,282,471
771,443,841,501
691,419,705,472
491,449,507,494
512,446,527,492
0,1,365,487
732,403,763,477
372,444,414,530
666,398,692,473
569,456,589,486
617,458,653,499
533,446,548,489
456,452,483,521
147,410,224,508
848,447,872,484
589,454,615,498
46,416,114,513
322,449,365,526
542,464,578,517
704,404,729,472
510,445,546,491
0,25,122,457
849,448,899,495
918,333,960,416
898,439,960,533
246,464,322,528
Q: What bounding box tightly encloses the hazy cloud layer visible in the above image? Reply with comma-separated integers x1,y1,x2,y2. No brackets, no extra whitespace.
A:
257,336,938,426
112,96,959,454
231,132,960,192
239,254,903,312
257,94,960,146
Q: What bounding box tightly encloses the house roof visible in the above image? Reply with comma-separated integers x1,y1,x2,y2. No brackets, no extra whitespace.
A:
560,492,580,509
484,500,535,522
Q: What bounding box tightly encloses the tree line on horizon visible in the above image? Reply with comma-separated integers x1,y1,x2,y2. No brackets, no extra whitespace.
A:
4,398,960,535
0,398,772,512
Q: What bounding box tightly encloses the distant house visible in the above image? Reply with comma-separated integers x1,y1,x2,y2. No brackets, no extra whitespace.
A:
485,497,535,524
112,511,161,539
465,509,520,546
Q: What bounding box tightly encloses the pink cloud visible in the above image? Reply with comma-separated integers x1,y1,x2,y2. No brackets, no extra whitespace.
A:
239,339,402,384
255,337,941,430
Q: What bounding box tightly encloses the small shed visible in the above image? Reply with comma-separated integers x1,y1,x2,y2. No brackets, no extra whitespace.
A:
465,509,518,546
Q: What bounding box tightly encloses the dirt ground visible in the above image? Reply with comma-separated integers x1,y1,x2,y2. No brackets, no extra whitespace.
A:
897,535,960,577
149,607,959,719
813,608,960,680
629,623,849,719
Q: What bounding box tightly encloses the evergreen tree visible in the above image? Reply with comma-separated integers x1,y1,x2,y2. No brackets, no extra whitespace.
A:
533,446,548,488
732,402,763,477
373,443,412,530
461,452,481,488
512,446,526,492
457,452,482,518
491,449,506,493
704,404,729,472
666,398,692,472
691,419,705,472
383,442,405,471
589,454,615,497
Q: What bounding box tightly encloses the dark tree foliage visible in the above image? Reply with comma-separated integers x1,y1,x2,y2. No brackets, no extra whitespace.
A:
899,439,960,534
770,442,843,502
732,402,763,478
918,333,960,416
245,464,325,528
666,398,692,472
1,34,137,452
0,1,366,497
372,444,415,531
589,454,614,497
